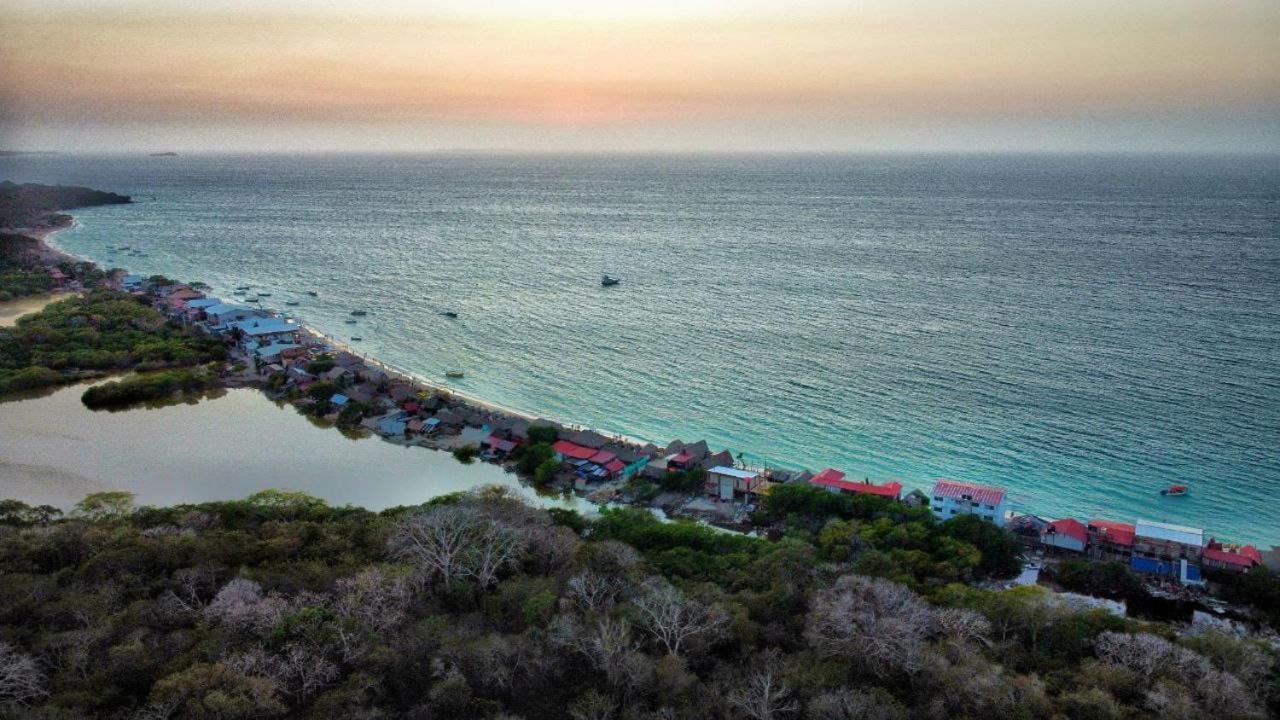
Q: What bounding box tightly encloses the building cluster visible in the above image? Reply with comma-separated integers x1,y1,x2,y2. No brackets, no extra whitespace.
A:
1006,507,1264,585
123,275,1269,585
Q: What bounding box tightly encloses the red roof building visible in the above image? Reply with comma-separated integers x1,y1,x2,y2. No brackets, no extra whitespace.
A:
931,479,1006,506
1087,519,1135,547
1041,518,1088,552
1086,518,1136,560
809,468,902,499
1202,539,1262,571
605,459,626,475
588,450,617,465
485,435,518,454
552,440,597,461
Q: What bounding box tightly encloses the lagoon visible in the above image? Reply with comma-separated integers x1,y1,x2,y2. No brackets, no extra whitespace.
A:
0,382,569,511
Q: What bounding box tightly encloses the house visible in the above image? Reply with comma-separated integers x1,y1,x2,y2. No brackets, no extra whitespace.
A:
929,479,1008,526
608,445,653,479
204,303,263,328
121,274,145,291
251,342,301,363
253,343,303,363
1040,518,1088,553
388,385,417,402
705,465,762,500
1087,519,1136,561
667,452,696,472
377,412,409,436
483,435,519,457
1008,514,1050,546
552,440,598,462
186,297,221,310
459,425,489,447
233,318,301,348
330,393,350,407
420,417,442,436
346,384,376,404
321,366,351,384
1130,519,1204,583
168,287,204,302
808,468,902,499
1201,540,1262,572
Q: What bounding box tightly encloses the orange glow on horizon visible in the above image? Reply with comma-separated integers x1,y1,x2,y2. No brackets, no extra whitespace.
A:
1,1,1277,151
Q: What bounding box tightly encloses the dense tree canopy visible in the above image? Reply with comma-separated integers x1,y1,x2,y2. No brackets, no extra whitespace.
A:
0,291,225,395
0,488,1274,719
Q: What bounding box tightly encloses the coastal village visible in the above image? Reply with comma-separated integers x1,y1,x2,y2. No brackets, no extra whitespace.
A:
91,271,1274,612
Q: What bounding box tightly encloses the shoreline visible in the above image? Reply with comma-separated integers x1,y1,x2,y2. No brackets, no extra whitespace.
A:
10,213,1278,551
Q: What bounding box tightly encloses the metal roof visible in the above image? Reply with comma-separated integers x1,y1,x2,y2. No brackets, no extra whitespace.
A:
1135,519,1204,547
931,479,1006,506
707,465,758,480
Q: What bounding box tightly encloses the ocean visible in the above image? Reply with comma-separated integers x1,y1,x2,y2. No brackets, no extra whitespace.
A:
2,152,1277,544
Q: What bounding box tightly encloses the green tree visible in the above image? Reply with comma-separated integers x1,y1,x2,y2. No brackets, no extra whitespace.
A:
73,491,136,521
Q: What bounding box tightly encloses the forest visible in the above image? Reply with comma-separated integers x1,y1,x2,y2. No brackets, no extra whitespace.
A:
0,486,1275,720
0,291,225,395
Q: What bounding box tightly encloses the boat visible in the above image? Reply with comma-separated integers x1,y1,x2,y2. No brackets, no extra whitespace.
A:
344,319,358,324
245,297,261,303
601,274,621,286
257,292,271,297
440,311,459,319
445,370,465,379
235,285,251,290
232,290,247,296
350,310,368,316
306,291,318,297
1160,484,1189,497
284,301,299,306
350,336,363,342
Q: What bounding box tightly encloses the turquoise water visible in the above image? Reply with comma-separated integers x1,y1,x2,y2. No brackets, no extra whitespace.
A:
1,153,1277,544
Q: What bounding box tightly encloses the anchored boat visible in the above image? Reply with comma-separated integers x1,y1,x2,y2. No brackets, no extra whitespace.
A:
1160,484,1189,497
601,274,620,286
445,370,465,379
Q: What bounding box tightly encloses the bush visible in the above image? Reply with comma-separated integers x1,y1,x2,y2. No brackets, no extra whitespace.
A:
453,445,479,464
515,442,555,475
526,425,558,444
81,367,218,409
533,458,560,486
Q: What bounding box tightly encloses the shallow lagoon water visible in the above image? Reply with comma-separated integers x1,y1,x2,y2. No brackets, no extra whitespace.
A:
1,153,1277,543
0,382,572,511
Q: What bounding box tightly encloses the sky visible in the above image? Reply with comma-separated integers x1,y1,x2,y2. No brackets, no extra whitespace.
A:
1,0,1278,153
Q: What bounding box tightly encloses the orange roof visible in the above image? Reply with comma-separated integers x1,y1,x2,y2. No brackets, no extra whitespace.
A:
1044,518,1088,544
1088,519,1135,547
1203,540,1262,568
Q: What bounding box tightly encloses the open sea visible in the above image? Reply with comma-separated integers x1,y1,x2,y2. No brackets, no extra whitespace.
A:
1,153,1277,545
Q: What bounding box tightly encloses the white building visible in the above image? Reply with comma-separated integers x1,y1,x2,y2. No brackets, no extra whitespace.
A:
929,479,1009,527
705,465,761,500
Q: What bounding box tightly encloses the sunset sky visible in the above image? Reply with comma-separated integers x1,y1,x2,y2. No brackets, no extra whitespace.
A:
2,0,1278,152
